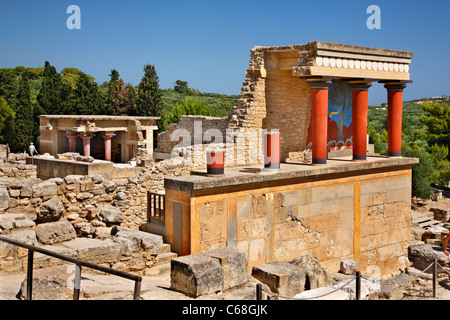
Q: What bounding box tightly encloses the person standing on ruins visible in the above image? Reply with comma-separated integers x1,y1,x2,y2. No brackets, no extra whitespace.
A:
28,142,38,157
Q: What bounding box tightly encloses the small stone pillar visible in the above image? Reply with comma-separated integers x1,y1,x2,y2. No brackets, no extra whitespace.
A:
80,133,94,157
65,131,78,153
264,129,280,169
102,131,116,161
307,79,333,165
349,81,372,161
384,82,408,157
207,150,224,175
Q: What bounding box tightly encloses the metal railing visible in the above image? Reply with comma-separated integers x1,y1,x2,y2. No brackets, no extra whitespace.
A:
255,258,446,300
147,192,165,222
0,235,142,300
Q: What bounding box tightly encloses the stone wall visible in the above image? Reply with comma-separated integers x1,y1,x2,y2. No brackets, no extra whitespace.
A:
165,165,413,278
156,115,235,154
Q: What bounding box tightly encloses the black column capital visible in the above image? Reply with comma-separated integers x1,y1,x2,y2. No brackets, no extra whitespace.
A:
307,80,333,90
348,81,373,91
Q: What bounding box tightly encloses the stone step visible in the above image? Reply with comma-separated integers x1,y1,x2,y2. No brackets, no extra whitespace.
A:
157,252,177,266
418,219,441,229
139,222,166,242
157,263,171,275
158,243,172,254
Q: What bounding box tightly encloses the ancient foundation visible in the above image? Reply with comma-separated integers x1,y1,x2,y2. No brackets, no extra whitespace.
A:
164,156,417,277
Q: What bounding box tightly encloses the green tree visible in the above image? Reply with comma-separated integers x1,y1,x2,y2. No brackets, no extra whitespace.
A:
0,69,18,107
421,102,450,159
12,72,34,152
174,80,189,94
71,72,105,115
136,64,163,117
37,61,63,114
402,144,434,199
428,143,450,187
168,97,212,124
0,97,15,144
106,69,122,115
123,84,137,115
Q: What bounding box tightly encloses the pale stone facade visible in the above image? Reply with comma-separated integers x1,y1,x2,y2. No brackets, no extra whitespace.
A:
39,115,159,164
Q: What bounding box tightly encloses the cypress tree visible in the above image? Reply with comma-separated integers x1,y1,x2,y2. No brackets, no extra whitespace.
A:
12,72,34,152
136,65,163,148
71,72,105,115
37,61,63,114
136,64,163,117
106,69,127,115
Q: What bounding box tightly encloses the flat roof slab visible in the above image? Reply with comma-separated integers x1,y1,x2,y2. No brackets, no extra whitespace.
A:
164,156,418,193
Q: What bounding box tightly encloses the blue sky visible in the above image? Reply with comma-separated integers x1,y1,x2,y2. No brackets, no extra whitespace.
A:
0,0,449,105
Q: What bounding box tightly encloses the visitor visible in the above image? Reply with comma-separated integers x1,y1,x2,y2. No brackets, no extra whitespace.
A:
28,142,38,157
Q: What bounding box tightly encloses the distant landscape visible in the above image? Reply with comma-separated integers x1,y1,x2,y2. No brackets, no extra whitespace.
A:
0,63,448,199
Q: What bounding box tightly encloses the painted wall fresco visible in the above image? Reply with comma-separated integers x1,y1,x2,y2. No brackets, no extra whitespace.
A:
306,81,353,152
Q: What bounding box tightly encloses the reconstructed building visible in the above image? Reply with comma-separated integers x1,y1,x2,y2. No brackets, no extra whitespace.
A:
159,41,417,277
39,115,159,163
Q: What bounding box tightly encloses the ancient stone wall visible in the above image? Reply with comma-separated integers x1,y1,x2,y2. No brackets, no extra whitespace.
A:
166,168,413,277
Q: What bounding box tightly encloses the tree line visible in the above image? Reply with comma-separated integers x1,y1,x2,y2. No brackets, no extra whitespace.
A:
0,62,238,153
368,98,450,199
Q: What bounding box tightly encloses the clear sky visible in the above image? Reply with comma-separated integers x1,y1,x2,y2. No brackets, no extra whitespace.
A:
0,0,449,105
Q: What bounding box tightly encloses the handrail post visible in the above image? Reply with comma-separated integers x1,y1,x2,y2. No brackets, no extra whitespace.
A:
355,271,361,300
433,258,438,298
73,264,82,300
26,250,34,300
133,279,142,300
256,283,263,300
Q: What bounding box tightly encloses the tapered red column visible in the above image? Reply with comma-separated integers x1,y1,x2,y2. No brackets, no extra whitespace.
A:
384,83,407,157
65,132,78,153
264,130,280,169
349,81,372,160
102,132,116,161
80,133,94,157
308,80,333,164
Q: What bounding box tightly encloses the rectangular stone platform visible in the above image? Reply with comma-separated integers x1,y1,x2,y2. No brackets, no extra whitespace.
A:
163,156,418,276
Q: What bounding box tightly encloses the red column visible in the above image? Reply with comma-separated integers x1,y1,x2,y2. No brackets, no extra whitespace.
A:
308,80,333,164
80,133,94,157
65,132,78,153
384,83,407,157
264,130,280,169
102,132,116,161
349,81,372,160
207,150,224,175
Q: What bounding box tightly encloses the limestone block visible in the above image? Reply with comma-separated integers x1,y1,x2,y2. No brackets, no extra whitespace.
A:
291,254,328,288
20,184,32,197
0,187,10,210
38,195,64,222
32,181,57,198
251,261,306,297
170,253,224,297
408,243,450,269
63,238,122,264
19,265,75,300
207,247,248,290
339,260,357,275
35,220,77,245
99,206,124,225
111,226,163,254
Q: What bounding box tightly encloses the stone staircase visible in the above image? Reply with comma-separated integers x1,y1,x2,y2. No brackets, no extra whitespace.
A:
411,210,440,229
140,220,177,275
155,243,177,275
